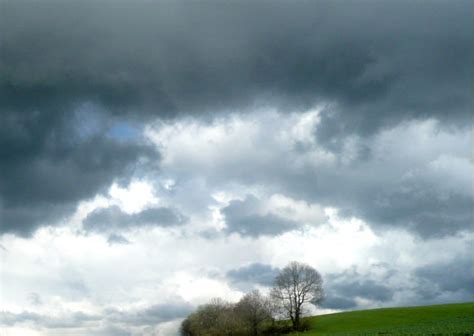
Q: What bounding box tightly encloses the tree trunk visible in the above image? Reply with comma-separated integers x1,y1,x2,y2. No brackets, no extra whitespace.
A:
293,307,300,331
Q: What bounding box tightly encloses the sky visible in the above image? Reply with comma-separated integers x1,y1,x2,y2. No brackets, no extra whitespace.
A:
0,0,473,335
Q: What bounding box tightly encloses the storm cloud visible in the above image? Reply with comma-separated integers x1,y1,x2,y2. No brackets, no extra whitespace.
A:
2,1,471,123
1,0,472,236
0,1,472,335
0,134,156,236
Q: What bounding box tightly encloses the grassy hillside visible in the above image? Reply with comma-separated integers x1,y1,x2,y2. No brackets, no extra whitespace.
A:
294,302,474,336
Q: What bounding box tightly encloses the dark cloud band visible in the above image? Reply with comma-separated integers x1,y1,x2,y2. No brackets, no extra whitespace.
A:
1,0,472,237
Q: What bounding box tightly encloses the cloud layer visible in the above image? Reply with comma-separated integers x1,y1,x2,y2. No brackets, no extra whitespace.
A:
1,0,472,236
0,1,472,335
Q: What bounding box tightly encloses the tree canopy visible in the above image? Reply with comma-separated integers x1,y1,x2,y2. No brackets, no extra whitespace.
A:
180,261,324,335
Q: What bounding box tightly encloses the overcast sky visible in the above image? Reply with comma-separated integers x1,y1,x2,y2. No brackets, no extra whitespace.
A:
0,1,473,335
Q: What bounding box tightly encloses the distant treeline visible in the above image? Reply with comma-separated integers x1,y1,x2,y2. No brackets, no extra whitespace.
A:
180,261,324,336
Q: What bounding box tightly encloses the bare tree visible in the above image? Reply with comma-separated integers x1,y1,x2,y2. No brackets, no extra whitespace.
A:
235,290,271,336
270,261,323,331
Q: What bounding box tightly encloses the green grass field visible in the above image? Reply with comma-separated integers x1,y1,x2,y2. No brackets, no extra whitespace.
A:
294,302,474,336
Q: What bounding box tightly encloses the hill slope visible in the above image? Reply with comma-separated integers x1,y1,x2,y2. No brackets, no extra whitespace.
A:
295,302,474,335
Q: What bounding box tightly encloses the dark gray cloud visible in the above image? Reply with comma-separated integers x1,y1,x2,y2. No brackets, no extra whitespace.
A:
222,196,297,237
83,205,186,234
414,252,474,302
333,278,394,302
357,185,473,239
2,0,471,124
322,269,395,309
0,127,157,236
292,166,474,239
227,263,280,290
1,0,471,238
345,175,469,239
